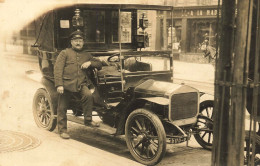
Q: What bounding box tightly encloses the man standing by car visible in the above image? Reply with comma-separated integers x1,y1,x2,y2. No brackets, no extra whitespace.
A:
54,30,102,139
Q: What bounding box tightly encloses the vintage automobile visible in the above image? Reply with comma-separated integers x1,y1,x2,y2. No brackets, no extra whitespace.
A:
32,3,214,165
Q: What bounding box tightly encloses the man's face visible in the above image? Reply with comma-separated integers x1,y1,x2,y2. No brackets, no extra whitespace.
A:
71,38,84,51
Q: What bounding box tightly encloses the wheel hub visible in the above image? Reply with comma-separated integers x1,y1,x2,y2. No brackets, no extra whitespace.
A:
136,132,151,145
136,134,145,143
39,104,47,113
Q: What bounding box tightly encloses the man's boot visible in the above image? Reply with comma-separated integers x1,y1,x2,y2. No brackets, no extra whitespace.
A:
60,132,70,139
84,120,100,127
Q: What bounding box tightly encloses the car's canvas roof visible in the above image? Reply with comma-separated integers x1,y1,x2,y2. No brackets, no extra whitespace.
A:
69,3,173,11
45,0,173,11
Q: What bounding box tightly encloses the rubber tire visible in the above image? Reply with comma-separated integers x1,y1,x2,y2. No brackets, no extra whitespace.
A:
194,100,214,150
32,88,57,131
125,108,166,166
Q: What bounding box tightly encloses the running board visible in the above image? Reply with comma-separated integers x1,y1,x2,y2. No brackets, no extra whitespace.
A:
67,114,117,135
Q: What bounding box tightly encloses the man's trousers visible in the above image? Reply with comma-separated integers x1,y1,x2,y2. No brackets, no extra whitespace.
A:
57,85,93,133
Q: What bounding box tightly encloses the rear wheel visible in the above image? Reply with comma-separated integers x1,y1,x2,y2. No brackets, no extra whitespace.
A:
125,108,166,166
32,88,57,131
194,100,214,150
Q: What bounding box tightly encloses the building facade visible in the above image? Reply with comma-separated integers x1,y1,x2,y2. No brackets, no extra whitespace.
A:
14,0,220,61
169,0,220,53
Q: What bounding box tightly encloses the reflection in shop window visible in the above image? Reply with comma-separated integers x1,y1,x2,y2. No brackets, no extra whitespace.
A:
83,10,105,43
167,20,182,51
112,11,132,43
189,20,216,53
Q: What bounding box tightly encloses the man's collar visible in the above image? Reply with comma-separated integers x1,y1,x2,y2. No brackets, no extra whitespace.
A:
71,47,84,52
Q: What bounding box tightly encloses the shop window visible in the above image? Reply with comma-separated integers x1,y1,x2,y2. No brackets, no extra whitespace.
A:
20,21,36,39
112,11,132,43
188,20,216,53
167,20,182,51
83,10,105,43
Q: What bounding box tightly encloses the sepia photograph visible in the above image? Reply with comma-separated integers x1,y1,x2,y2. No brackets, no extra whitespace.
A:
0,0,259,165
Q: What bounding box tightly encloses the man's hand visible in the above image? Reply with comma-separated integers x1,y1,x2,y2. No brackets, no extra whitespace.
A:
81,61,91,69
57,86,64,94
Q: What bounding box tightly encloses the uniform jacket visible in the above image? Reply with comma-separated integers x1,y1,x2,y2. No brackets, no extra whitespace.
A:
54,48,102,92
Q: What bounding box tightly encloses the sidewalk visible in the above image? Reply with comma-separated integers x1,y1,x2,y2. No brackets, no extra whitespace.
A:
173,61,214,84
0,119,143,166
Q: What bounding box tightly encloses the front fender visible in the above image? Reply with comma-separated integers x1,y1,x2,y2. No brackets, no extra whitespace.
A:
114,99,146,135
200,92,214,103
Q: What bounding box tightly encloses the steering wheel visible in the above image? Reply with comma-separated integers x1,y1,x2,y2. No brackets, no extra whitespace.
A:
107,53,120,62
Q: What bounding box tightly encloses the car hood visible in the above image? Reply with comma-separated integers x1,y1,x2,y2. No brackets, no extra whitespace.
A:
134,79,198,97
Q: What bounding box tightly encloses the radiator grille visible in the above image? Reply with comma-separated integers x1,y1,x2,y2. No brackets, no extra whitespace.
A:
170,92,198,121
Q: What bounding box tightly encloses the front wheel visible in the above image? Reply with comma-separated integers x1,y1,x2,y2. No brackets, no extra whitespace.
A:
194,100,214,150
32,88,57,131
125,108,166,166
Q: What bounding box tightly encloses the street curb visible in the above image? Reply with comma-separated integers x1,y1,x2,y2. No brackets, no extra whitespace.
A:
3,52,38,62
173,78,214,87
